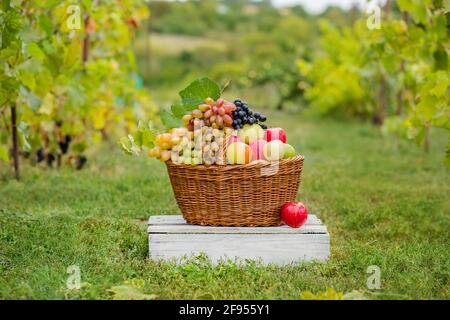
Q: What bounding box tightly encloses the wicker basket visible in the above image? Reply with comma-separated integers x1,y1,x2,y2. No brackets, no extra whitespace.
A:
166,155,304,226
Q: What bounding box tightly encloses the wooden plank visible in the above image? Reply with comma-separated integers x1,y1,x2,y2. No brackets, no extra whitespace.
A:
149,233,330,265
148,214,324,227
148,223,327,234
147,214,330,265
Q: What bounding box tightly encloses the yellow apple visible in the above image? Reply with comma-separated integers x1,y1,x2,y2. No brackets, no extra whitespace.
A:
226,142,252,164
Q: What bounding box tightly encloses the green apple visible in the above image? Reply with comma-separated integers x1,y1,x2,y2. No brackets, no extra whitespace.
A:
283,143,296,159
238,124,265,145
263,140,285,161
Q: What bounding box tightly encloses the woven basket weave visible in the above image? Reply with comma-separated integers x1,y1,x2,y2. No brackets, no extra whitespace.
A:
166,155,304,226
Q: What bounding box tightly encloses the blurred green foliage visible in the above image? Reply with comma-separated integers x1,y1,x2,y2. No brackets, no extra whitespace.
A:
136,0,353,110
137,0,448,161
0,0,157,173
299,0,449,160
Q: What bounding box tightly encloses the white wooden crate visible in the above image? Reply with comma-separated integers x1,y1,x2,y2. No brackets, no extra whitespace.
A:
148,215,330,265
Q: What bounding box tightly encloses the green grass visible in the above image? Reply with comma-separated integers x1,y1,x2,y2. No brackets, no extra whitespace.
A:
0,112,449,300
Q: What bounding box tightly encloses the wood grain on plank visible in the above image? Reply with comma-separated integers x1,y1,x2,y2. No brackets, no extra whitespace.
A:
148,223,327,234
148,214,330,265
149,233,330,264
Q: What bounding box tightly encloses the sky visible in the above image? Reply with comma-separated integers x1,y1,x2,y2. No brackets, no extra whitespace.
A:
272,0,372,13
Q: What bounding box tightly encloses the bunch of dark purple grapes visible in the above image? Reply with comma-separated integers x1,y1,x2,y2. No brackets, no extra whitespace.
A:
231,99,267,130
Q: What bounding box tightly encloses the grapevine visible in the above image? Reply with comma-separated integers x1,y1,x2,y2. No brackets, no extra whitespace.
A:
0,0,156,179
298,0,449,162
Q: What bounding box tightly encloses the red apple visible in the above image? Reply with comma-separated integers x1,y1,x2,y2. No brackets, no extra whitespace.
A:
280,202,308,228
249,140,267,161
264,128,286,143
228,135,241,145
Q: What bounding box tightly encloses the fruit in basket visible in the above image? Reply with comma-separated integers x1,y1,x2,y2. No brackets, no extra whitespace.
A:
280,202,308,228
263,140,285,161
226,142,252,164
249,140,267,161
283,143,296,159
238,124,265,145
228,135,241,145
264,128,286,143
191,98,236,129
160,150,171,162
231,100,267,130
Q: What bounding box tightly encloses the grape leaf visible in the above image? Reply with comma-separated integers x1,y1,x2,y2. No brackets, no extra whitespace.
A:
170,103,186,118
118,136,133,155
179,77,220,108
38,14,53,37
0,144,9,163
433,46,448,71
118,135,141,156
1,9,23,48
133,122,155,149
18,121,31,152
38,92,55,115
1,0,11,11
27,43,46,62
170,102,197,118
18,70,36,90
160,109,181,129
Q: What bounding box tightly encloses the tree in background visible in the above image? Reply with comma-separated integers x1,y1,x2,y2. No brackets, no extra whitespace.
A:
299,0,449,161
0,0,157,179
145,0,325,110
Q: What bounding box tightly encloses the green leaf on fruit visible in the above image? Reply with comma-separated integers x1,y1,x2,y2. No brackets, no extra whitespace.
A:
170,103,188,118
160,110,181,129
134,121,155,149
179,77,220,108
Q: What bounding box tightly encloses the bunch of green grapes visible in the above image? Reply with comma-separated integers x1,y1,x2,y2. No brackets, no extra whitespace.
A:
148,127,191,162
148,122,234,165
170,134,200,165
197,127,234,165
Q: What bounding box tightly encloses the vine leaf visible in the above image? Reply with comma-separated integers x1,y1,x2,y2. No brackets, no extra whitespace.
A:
179,77,220,108
0,145,9,162
160,109,181,129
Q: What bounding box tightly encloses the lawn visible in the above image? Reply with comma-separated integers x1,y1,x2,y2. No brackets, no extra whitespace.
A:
0,111,449,300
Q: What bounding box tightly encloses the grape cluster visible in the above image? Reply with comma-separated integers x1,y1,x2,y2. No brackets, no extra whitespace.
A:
150,125,233,165
148,97,269,165
182,98,236,130
196,126,231,165
231,99,267,130
149,127,192,162
170,134,199,165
